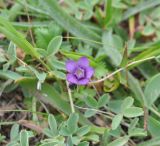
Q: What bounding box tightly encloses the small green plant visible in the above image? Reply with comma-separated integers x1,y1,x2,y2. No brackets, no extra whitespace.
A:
1,0,160,146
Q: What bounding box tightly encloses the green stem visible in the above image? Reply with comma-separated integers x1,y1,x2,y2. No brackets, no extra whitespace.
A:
150,107,160,118
66,81,75,113
32,96,39,123
0,121,17,125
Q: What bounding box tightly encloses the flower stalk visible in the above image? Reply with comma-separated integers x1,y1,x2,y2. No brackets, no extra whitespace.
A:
66,81,75,113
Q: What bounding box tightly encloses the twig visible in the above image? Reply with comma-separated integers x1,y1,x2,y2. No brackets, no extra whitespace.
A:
74,105,114,117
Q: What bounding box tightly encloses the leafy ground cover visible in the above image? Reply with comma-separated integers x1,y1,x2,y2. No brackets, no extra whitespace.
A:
1,0,160,146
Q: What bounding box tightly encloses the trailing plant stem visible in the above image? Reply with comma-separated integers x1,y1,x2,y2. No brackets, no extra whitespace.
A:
90,56,155,84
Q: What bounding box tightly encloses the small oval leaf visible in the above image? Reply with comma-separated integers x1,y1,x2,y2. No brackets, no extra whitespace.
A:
121,97,134,112
124,107,144,118
144,73,160,107
47,36,62,56
20,130,29,146
111,114,123,130
108,136,129,146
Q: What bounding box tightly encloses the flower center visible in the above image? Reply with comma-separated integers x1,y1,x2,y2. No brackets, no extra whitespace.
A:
74,67,85,79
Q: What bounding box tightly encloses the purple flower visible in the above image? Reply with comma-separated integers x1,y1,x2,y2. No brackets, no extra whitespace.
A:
66,57,94,85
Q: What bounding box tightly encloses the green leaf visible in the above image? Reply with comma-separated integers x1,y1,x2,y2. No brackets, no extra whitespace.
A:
98,94,110,107
85,134,99,142
122,0,160,20
129,128,147,137
108,136,129,146
0,79,13,96
112,0,127,9
111,114,123,130
123,107,144,118
51,70,66,80
35,28,50,49
43,128,54,138
138,62,158,79
108,100,122,113
94,63,108,78
101,129,110,146
127,72,145,104
10,124,19,141
0,134,5,143
72,136,81,145
120,44,128,67
84,109,97,118
121,97,134,112
85,96,98,108
7,41,16,64
142,24,155,36
48,114,58,136
41,83,71,114
67,136,73,146
148,116,160,137
59,123,71,136
34,22,62,49
144,73,160,107
102,30,122,66
20,130,29,146
104,0,112,26
59,113,79,136
132,43,160,64
0,70,22,80
0,16,40,59
128,118,139,132
47,36,62,57
67,113,79,134
76,126,90,136
78,141,89,146
47,58,65,71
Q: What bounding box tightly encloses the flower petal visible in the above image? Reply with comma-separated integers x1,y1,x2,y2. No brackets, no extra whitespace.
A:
86,66,94,78
78,79,89,85
66,60,77,73
66,74,78,84
78,57,89,67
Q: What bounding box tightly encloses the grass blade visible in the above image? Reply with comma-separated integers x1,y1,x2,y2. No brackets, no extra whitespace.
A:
123,0,160,20
0,17,40,58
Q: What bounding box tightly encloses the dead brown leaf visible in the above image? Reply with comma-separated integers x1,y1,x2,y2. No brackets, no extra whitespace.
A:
16,48,25,61
18,119,44,134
